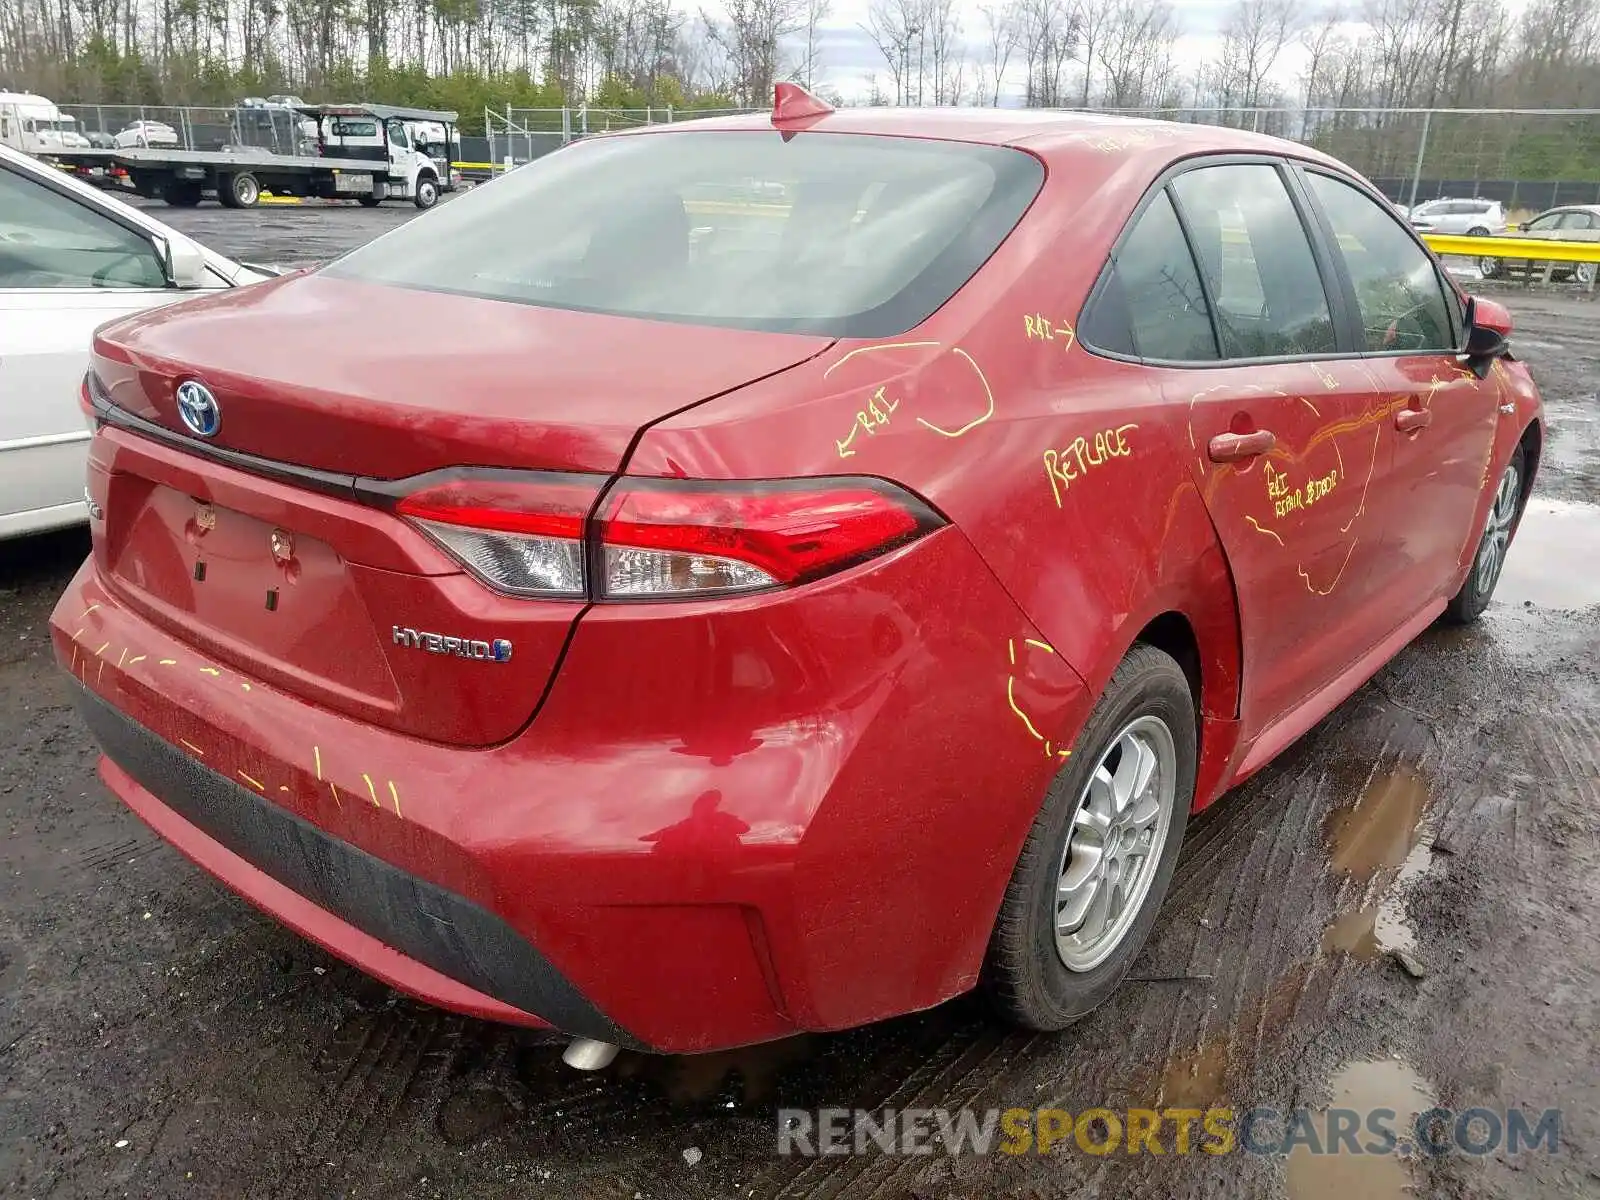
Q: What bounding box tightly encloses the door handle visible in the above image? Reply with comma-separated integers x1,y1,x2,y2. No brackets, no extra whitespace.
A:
1394,407,1433,433
1208,429,1277,463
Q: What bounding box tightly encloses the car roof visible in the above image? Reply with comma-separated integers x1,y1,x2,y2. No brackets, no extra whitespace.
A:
622,107,1349,171
1540,203,1600,215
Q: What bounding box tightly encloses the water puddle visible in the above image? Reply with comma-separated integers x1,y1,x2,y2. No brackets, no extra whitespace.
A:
1160,1038,1228,1108
1321,767,1434,960
1285,1058,1436,1200
1324,766,1431,880
1321,836,1435,961
1496,498,1600,609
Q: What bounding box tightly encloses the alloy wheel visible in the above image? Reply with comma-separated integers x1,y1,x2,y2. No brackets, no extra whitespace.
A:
1475,459,1521,595
1054,715,1177,972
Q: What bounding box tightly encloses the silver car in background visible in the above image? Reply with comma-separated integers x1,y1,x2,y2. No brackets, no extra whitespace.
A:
1408,197,1506,236
1480,204,1600,285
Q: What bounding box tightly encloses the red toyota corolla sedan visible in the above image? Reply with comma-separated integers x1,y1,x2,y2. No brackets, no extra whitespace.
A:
53,88,1542,1059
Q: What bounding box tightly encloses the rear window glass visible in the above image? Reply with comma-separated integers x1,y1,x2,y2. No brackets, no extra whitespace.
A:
323,130,1044,337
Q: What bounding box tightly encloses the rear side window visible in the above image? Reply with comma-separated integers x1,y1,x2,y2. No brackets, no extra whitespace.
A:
325,131,1045,337
1083,190,1218,362
1170,164,1336,359
1304,172,1454,352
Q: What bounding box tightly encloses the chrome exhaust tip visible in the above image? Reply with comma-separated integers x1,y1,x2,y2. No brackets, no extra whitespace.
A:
562,1037,620,1071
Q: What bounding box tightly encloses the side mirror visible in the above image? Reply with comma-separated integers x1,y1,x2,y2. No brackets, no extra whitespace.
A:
154,233,211,289
1459,295,1512,377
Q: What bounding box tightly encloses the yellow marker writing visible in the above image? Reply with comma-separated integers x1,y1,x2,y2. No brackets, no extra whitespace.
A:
388,781,402,818
915,348,995,438
362,773,379,807
238,769,264,791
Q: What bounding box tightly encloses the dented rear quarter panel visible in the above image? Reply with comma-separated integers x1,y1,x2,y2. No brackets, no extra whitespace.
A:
628,141,1246,808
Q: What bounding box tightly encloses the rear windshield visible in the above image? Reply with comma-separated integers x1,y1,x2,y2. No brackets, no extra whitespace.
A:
323,130,1044,337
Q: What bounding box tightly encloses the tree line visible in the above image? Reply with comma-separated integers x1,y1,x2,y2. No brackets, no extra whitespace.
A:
4,0,1600,177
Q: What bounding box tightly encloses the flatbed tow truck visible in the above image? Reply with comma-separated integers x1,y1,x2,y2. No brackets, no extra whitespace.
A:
36,102,460,210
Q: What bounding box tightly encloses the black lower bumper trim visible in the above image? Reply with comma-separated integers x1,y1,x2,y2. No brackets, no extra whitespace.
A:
75,685,638,1048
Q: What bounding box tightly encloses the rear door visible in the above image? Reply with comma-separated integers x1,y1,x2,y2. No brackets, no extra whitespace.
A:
1299,168,1500,612
0,157,204,535
1110,159,1400,734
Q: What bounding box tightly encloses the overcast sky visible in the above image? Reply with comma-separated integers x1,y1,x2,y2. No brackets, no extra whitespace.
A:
801,0,1253,103
796,0,1537,104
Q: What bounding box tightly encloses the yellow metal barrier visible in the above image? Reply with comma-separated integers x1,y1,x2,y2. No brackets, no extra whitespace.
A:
1422,233,1600,263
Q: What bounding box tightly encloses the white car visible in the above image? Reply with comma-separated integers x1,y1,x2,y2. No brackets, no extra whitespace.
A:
0,142,269,538
1407,198,1505,236
113,120,180,149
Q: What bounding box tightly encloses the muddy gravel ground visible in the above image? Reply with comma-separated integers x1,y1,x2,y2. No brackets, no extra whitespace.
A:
2,206,1599,1200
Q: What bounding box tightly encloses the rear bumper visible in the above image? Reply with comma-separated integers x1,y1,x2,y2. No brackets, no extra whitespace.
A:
53,529,1091,1053
77,685,615,1040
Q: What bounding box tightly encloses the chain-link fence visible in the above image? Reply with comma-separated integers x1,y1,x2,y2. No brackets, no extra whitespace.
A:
478,106,759,175
22,98,1600,215
1054,106,1600,215
40,102,315,154
472,105,1600,213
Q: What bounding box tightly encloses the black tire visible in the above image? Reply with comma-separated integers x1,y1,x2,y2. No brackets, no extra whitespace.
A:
1466,225,1491,238
358,196,381,208
983,643,1197,1030
162,180,202,207
413,175,439,209
1444,443,1526,625
1479,256,1502,279
223,172,260,209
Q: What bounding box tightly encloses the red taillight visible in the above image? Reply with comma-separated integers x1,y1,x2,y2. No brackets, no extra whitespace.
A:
598,480,937,597
394,473,601,598
395,476,590,540
391,472,942,601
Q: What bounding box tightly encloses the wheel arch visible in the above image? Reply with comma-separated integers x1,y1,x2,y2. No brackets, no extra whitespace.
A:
1126,598,1243,813
1047,471,1247,814
1516,416,1543,510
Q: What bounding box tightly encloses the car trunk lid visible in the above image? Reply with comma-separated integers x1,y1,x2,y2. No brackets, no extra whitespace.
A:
87,273,833,745
91,272,832,477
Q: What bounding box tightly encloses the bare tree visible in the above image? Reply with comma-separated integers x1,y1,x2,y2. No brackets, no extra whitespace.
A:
702,0,802,106
862,0,921,103
975,0,1021,106
797,0,829,89
1015,0,1077,106
1208,0,1298,113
